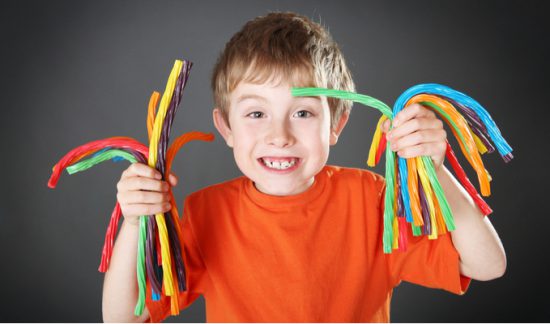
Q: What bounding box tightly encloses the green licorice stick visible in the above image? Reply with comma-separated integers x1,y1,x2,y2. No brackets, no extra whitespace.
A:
383,143,396,253
66,149,137,174
412,223,422,236
134,215,147,316
291,87,396,253
420,156,456,231
291,87,459,252
66,149,148,314
291,87,393,119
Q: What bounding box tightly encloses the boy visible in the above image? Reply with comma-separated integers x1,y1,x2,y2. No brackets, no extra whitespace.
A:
103,12,506,322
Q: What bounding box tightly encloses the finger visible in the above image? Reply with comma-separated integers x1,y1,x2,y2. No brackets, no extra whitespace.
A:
117,177,169,193
396,141,447,159
391,129,447,152
122,203,172,217
393,104,436,127
121,163,162,180
117,190,171,205
168,173,178,187
388,117,443,143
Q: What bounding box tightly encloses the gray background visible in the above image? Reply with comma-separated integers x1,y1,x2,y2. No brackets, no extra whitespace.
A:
1,0,549,322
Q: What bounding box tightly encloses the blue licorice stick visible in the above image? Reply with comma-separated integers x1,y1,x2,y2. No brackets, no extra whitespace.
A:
398,157,413,222
394,84,513,160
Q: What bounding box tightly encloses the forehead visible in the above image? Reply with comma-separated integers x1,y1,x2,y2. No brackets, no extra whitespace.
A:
231,81,323,106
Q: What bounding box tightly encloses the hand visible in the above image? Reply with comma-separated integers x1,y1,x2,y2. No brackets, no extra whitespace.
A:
116,163,178,226
380,104,447,171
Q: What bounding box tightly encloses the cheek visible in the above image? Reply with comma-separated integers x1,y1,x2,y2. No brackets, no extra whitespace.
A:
296,120,331,157
231,126,258,158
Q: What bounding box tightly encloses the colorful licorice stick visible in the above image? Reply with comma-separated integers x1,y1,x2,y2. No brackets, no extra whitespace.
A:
139,60,184,315
48,137,149,188
49,59,216,318
147,60,184,304
291,84,512,253
394,84,512,162
164,131,215,294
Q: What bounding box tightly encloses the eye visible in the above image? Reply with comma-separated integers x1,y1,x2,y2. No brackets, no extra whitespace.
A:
294,110,312,118
247,111,264,119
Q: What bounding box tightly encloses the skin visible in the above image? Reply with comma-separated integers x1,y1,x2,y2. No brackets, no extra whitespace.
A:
212,80,349,196
102,79,506,322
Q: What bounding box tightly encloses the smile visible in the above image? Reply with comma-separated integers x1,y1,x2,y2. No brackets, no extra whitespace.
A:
258,157,300,172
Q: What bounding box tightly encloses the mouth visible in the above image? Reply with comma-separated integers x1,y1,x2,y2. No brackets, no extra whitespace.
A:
258,156,301,173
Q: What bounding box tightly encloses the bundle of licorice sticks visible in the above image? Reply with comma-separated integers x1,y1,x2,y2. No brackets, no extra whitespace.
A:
48,60,214,315
292,84,512,253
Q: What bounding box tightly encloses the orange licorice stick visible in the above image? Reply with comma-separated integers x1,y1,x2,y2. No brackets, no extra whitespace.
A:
165,132,215,176
406,94,491,196
406,158,423,227
147,92,161,141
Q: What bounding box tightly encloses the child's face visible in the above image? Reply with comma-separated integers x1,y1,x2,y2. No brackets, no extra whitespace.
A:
213,79,348,196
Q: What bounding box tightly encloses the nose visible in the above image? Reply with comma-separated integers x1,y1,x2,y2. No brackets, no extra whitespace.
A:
265,120,295,148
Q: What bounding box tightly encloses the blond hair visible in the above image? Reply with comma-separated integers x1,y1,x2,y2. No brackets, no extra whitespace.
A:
211,12,355,129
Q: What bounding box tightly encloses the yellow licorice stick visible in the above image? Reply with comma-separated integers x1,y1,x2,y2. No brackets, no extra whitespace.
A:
147,60,183,297
416,157,438,239
367,116,387,167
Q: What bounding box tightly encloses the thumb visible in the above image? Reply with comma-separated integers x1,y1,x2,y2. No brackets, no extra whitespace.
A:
380,119,391,133
168,173,178,187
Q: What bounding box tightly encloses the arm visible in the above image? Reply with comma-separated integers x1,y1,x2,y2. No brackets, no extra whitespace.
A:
102,221,151,322
436,165,506,280
102,163,176,322
382,104,506,281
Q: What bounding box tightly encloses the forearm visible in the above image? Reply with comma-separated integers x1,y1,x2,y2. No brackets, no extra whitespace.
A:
102,220,150,322
436,166,506,281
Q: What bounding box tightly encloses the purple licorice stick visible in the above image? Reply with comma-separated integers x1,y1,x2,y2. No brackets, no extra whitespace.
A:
155,61,192,292
157,61,193,176
443,96,496,154
146,217,162,296
418,180,432,236
164,211,187,292
396,169,405,218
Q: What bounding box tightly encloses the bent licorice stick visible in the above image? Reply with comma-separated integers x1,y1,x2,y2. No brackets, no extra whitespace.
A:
48,59,215,316
292,83,512,253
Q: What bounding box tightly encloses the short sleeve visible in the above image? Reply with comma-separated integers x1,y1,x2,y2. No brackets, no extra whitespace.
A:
385,226,471,295
145,196,210,322
378,177,471,295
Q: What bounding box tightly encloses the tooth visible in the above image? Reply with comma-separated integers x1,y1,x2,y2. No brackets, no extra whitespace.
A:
272,161,280,169
281,161,290,168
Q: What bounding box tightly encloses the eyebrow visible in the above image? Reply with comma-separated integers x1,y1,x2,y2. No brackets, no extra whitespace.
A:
236,94,268,104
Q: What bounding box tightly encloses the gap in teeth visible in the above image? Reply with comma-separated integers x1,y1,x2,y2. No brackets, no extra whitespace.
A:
262,158,297,170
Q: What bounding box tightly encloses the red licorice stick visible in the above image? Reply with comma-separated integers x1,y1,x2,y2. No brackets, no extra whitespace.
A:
98,202,122,272
398,217,408,252
375,133,387,166
445,141,493,216
48,137,149,188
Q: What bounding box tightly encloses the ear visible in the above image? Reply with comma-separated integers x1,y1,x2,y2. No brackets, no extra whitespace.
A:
329,111,350,146
213,108,234,147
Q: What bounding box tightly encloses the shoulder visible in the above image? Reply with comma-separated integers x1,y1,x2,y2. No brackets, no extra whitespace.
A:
324,165,385,196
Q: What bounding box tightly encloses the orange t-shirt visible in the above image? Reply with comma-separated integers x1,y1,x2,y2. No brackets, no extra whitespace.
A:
145,165,470,322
